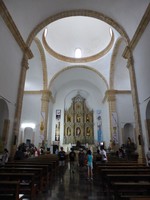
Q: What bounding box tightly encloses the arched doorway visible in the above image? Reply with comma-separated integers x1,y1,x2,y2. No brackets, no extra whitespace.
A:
123,123,135,144
24,127,34,146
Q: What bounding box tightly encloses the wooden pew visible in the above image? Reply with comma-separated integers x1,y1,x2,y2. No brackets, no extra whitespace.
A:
5,165,49,191
0,181,20,200
101,168,150,176
10,155,59,178
101,168,150,188
120,195,150,200
0,180,24,200
105,174,150,192
96,165,149,177
106,173,150,183
5,163,49,191
0,167,43,192
111,182,150,200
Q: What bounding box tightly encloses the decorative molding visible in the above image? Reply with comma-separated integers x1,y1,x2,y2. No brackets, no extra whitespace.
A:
26,9,129,47
24,90,54,102
110,37,126,88
0,0,33,59
24,90,43,94
123,3,150,59
103,89,131,103
34,38,48,90
42,29,114,63
49,65,109,90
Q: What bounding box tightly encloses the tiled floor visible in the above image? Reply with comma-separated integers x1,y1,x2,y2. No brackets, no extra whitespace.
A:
36,163,113,200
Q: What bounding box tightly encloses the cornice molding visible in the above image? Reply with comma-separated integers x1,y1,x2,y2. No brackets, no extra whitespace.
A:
123,3,150,59
103,89,131,103
24,90,54,102
42,29,114,63
0,0,33,59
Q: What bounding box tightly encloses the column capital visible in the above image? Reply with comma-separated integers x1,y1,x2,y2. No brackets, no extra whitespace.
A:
22,55,29,70
41,90,52,102
105,90,116,102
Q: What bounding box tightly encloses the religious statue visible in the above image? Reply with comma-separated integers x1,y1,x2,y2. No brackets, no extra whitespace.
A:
76,127,81,136
86,127,90,136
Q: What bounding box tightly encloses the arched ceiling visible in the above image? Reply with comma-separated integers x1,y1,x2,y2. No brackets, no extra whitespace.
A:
3,0,149,97
43,16,113,60
49,67,108,98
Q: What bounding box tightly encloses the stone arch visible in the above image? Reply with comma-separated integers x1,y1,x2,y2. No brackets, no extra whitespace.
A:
109,37,127,89
49,65,109,91
26,10,130,48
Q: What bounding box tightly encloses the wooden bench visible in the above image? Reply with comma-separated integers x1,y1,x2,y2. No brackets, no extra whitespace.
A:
100,168,150,192
120,195,150,200
101,168,150,176
95,165,149,177
0,180,24,200
5,163,49,191
107,173,150,183
10,156,58,178
0,167,43,192
0,172,36,200
105,174,150,191
111,182,150,200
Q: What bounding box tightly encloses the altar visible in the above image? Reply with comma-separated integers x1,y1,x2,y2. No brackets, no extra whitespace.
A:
63,94,94,144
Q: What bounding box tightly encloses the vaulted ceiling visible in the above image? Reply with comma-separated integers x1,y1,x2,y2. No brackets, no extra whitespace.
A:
3,0,149,98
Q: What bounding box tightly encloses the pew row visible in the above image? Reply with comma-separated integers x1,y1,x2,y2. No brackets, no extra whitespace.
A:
0,172,37,200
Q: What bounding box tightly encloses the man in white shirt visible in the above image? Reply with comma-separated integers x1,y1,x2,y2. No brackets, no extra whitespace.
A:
100,148,107,163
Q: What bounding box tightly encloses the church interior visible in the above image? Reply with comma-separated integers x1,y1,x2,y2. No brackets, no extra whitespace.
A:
0,1,150,199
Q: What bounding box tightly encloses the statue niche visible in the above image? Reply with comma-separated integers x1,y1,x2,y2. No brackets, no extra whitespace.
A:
64,93,94,144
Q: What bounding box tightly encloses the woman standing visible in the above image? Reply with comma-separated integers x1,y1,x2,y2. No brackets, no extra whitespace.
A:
87,149,93,180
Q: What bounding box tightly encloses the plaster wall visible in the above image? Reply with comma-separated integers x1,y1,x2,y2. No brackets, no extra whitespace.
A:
21,94,42,147
0,18,23,151
133,23,150,152
50,80,110,147
116,94,135,144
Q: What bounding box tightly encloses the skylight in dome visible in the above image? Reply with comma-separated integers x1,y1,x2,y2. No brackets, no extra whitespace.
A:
75,48,82,58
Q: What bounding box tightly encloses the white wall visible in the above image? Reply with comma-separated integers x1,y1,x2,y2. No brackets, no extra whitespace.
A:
0,18,23,151
133,23,150,153
50,79,110,147
116,94,135,144
20,94,42,147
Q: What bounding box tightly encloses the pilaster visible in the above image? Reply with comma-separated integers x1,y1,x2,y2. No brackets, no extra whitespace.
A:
11,55,29,158
127,52,145,164
41,90,51,141
105,90,116,139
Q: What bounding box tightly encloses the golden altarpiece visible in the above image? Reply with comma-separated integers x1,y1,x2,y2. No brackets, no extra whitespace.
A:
64,94,94,144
